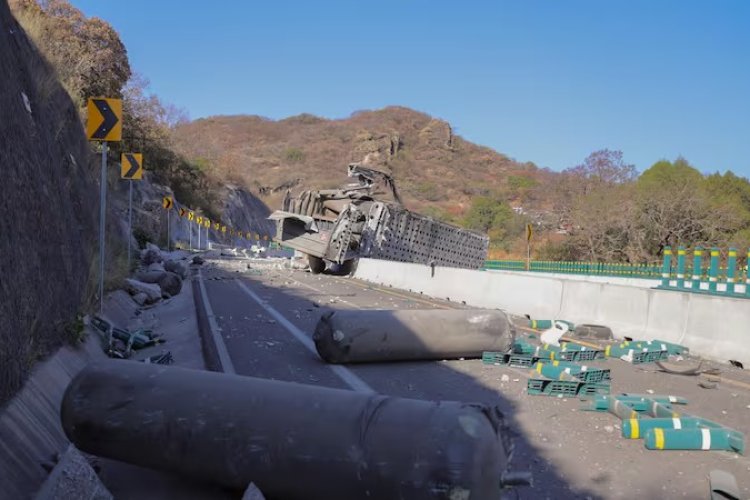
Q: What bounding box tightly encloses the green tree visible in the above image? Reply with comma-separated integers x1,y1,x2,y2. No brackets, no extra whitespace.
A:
464,196,526,250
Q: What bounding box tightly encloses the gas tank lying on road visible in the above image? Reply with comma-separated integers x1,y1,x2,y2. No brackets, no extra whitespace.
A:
269,163,489,274
314,308,515,364
62,361,521,499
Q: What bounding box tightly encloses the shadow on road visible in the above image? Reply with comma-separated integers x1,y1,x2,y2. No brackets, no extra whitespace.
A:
203,264,604,500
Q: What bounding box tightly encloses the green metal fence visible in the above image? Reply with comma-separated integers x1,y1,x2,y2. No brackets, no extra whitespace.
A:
486,246,750,298
484,260,663,279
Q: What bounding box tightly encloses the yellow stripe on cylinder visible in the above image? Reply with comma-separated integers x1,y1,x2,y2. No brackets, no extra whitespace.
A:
629,419,640,439
654,428,665,449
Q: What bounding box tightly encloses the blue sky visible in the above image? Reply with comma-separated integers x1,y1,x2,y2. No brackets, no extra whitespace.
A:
71,1,750,176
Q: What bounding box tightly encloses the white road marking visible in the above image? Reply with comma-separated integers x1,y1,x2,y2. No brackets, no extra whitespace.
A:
196,269,236,374
234,279,375,394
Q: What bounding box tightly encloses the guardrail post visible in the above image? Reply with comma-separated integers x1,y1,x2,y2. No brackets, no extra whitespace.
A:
691,247,703,291
676,246,686,289
708,248,720,293
726,247,737,294
661,247,672,287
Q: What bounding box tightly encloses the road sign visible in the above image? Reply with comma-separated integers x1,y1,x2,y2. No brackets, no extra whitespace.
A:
162,197,173,210
179,207,187,217
196,216,203,224
120,153,143,180
221,226,227,233
246,232,252,239
87,98,122,141
204,219,210,228
526,223,533,242
188,212,195,221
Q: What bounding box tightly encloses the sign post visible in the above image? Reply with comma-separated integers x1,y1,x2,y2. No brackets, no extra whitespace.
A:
196,216,203,251
121,153,143,271
188,212,195,250
87,98,122,313
526,223,533,271
162,196,173,251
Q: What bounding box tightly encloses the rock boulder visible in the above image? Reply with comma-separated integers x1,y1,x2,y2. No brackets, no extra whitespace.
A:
157,272,182,297
124,279,162,304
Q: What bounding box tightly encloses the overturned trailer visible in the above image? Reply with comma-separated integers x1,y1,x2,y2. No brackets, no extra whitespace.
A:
269,164,489,273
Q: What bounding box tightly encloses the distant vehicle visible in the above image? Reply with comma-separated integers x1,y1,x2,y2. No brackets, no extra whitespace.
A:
269,164,489,274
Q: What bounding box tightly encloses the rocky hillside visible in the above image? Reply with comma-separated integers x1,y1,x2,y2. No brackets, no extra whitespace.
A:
0,0,98,404
172,107,551,219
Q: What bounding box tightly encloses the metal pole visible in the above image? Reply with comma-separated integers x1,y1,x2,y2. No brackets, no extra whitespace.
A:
198,221,201,250
526,241,530,271
167,210,170,251
676,246,686,289
98,141,108,314
692,247,703,290
726,248,737,294
708,248,720,293
189,217,192,251
660,247,672,288
127,180,133,271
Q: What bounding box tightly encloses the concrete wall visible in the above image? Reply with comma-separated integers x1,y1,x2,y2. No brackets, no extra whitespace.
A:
486,269,661,288
354,259,750,365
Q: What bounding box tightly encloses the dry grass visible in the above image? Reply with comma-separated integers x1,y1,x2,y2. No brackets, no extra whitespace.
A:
171,107,552,218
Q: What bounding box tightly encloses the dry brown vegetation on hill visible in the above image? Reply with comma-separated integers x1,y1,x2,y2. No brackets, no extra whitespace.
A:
171,107,549,219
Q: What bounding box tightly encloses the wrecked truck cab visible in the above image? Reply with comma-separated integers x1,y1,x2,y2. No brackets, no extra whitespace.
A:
269,164,489,273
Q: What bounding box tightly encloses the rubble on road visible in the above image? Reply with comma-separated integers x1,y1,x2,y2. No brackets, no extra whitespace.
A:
90,316,165,359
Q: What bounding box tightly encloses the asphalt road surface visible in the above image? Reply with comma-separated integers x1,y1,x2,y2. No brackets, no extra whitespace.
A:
198,256,750,500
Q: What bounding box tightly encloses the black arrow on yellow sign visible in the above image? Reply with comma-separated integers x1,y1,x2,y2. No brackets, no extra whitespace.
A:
121,153,143,180
87,98,122,141
162,197,173,210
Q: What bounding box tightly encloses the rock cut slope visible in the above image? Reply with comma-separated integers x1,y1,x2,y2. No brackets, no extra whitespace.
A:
0,0,98,404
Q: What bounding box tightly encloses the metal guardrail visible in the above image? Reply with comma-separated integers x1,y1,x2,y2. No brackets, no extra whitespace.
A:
486,246,750,299
484,260,662,279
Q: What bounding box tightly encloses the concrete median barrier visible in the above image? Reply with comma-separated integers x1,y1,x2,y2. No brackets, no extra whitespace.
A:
354,259,750,365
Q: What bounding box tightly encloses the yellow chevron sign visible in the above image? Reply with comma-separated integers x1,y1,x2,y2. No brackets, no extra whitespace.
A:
162,197,173,210
87,98,122,141
120,153,143,180
179,207,187,217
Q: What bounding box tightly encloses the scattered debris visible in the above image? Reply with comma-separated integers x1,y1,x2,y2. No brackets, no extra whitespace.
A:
583,394,744,454
709,470,741,500
539,321,569,347
698,381,718,389
655,360,705,376
90,316,165,359
142,351,174,365
572,324,613,341
728,360,744,369
500,374,510,383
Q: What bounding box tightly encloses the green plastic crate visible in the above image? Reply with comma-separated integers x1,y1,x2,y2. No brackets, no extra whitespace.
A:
527,378,611,397
482,352,552,368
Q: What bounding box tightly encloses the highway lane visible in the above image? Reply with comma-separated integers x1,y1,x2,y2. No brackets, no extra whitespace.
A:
199,257,750,500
